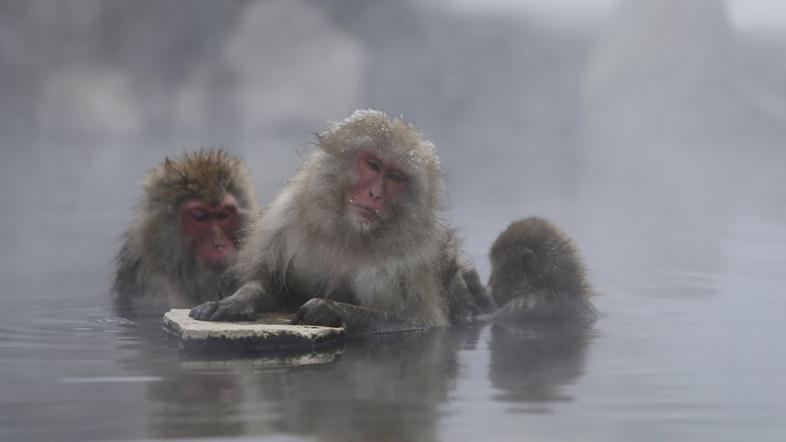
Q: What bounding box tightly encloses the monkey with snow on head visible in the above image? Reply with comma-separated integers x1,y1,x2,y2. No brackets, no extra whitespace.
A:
190,110,492,333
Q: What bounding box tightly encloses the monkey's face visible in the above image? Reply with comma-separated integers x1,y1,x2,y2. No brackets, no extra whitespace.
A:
346,151,408,231
179,193,239,271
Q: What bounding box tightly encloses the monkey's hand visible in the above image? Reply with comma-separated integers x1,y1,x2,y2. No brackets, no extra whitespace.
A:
291,298,345,328
189,281,261,321
291,300,417,335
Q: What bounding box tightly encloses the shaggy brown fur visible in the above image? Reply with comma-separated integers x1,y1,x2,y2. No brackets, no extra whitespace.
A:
190,110,492,333
144,150,255,208
113,150,258,314
489,217,595,320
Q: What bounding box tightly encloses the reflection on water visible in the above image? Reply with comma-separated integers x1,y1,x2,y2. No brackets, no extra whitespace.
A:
2,0,786,440
1,206,785,441
246,330,474,442
489,320,593,412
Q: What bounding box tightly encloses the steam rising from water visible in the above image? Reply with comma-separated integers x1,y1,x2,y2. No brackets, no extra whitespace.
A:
1,0,784,295
2,2,786,441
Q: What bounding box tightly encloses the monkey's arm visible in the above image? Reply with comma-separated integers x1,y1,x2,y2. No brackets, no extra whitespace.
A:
291,299,423,336
460,268,495,314
444,268,496,323
189,280,278,321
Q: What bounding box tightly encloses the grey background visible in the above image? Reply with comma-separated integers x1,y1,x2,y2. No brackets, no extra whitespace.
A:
2,0,784,284
1,2,786,440
2,0,784,287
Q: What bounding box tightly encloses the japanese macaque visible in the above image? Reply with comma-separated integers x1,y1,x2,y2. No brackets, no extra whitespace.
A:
190,110,492,334
113,150,259,314
488,217,595,321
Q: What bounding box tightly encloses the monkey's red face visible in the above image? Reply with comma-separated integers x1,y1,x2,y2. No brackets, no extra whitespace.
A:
180,194,239,270
347,152,408,227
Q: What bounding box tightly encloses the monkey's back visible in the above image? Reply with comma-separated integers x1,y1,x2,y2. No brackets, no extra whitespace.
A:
489,217,593,319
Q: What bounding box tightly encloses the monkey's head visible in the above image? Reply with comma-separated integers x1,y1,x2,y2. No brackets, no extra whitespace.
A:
141,150,257,271
310,109,445,239
489,217,588,307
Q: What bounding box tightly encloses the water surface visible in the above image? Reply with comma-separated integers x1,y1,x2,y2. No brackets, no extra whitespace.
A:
1,202,784,442
2,1,786,440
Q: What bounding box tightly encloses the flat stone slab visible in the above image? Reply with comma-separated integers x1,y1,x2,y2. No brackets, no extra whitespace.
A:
163,309,345,351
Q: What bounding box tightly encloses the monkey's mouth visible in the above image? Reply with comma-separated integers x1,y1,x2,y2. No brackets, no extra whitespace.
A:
348,201,381,222
197,241,236,270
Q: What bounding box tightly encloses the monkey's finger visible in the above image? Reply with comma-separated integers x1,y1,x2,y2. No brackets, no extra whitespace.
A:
190,302,218,320
210,302,255,321
232,307,257,321
192,302,218,320
290,307,305,325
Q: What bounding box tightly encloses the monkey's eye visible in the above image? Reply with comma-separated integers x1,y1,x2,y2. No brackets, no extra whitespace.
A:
386,170,404,183
217,207,235,219
367,158,381,172
190,209,208,222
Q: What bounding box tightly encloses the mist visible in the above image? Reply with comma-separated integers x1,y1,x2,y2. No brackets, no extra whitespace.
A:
1,1,785,440
2,0,784,282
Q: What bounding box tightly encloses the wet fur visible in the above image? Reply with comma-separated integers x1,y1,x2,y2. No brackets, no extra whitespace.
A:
113,150,258,313
214,110,489,330
489,217,595,321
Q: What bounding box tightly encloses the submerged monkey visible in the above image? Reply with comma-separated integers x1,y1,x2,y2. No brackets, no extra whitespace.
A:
113,150,259,314
488,217,595,322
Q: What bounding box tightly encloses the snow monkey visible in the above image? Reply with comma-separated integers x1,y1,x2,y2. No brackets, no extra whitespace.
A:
113,150,259,314
488,217,595,322
190,110,493,334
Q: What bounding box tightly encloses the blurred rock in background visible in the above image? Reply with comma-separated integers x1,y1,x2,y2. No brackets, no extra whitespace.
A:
1,0,784,287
